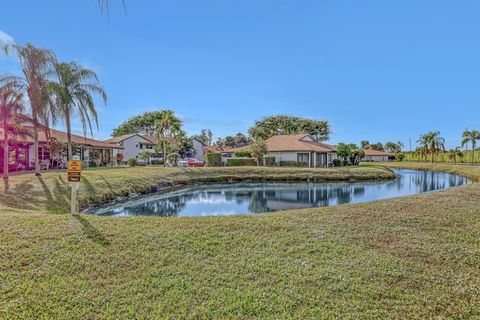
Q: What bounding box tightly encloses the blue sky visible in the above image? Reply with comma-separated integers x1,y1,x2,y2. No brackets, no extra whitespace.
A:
1,0,480,149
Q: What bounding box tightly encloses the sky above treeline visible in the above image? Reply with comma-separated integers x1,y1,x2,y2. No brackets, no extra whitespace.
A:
1,0,480,149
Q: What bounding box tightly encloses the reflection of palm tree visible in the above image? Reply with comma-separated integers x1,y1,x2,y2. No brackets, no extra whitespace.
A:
248,190,270,213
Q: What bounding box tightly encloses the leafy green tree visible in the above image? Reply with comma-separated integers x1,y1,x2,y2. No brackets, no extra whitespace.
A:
3,43,56,176
156,110,182,167
113,111,168,137
250,139,268,166
49,62,107,160
461,129,480,165
336,143,352,165
350,147,365,165
248,115,330,141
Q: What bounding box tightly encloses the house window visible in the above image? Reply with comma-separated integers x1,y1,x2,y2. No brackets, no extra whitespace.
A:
146,145,153,149
297,153,309,163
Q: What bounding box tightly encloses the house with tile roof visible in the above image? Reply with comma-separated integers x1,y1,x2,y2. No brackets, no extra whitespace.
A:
227,134,338,167
362,149,395,162
105,134,205,162
0,117,123,172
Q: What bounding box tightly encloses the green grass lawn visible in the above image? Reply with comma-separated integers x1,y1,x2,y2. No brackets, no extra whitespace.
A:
1,164,479,319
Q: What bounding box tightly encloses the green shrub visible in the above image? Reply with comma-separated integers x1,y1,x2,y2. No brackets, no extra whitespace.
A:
234,151,251,157
89,158,101,167
206,153,222,167
279,160,308,167
227,158,256,166
127,158,138,167
166,153,180,166
332,159,342,166
150,160,163,165
396,152,405,162
265,156,276,166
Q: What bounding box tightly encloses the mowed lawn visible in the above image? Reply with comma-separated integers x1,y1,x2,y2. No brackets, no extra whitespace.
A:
1,164,479,319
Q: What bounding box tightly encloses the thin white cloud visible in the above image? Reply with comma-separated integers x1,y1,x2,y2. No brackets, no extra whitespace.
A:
0,30,15,48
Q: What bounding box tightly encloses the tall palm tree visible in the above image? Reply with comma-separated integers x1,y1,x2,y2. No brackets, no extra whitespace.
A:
2,43,56,176
417,133,430,162
156,110,182,167
49,62,107,160
461,129,480,165
0,79,25,192
427,131,445,163
417,131,445,163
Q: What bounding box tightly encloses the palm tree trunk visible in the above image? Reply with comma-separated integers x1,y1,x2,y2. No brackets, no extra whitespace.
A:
3,110,9,193
32,109,41,176
163,134,166,167
66,113,72,161
472,146,475,165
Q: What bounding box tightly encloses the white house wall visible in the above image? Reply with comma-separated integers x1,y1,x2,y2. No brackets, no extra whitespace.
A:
119,135,154,160
192,139,204,161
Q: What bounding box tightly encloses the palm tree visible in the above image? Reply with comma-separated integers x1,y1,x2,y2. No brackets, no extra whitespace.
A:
0,79,25,192
49,62,107,160
417,131,445,163
461,129,480,165
396,141,404,152
417,133,430,162
156,110,182,167
2,43,56,176
427,131,445,163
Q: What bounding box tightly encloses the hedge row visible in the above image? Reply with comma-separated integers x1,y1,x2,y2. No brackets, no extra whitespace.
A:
206,153,222,167
279,160,309,167
227,158,256,166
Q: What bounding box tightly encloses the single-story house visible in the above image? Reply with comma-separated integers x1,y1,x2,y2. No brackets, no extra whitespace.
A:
362,149,395,162
0,117,123,172
105,134,205,161
227,134,337,167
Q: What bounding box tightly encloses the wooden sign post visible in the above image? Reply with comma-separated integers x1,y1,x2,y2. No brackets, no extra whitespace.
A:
68,156,82,214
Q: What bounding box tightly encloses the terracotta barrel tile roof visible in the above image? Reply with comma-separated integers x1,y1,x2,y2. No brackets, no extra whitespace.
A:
363,149,395,156
228,134,336,153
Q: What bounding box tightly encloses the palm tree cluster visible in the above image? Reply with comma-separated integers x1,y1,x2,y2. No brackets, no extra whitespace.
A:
416,131,445,163
0,42,106,191
413,129,480,165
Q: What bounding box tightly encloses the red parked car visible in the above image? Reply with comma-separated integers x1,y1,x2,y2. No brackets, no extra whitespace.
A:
187,158,205,167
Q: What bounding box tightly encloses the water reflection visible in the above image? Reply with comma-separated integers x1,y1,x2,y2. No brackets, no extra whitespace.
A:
89,169,470,217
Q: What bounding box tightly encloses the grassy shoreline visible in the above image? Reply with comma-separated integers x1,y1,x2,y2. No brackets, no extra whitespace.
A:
361,161,480,182
1,163,479,318
0,166,395,213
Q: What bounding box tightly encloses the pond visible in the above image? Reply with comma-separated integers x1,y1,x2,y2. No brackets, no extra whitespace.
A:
88,169,470,217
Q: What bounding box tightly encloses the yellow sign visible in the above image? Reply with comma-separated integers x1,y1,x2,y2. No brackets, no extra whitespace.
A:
68,171,81,182
68,160,82,173
67,160,82,182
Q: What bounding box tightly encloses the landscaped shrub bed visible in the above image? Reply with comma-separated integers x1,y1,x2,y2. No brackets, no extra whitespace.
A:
279,160,308,167
227,158,256,166
265,156,276,166
206,153,222,167
234,151,251,157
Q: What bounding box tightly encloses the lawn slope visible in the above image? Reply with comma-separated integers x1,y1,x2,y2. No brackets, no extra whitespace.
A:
0,164,479,319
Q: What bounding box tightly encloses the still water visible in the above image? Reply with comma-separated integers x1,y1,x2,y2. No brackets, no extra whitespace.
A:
88,169,470,217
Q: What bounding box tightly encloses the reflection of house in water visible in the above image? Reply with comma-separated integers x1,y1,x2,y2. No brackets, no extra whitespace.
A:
243,184,367,212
